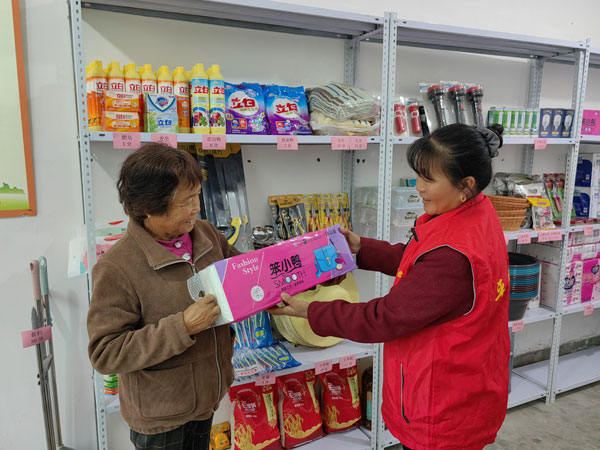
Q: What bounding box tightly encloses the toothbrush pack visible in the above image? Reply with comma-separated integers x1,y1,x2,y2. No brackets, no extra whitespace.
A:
187,224,357,326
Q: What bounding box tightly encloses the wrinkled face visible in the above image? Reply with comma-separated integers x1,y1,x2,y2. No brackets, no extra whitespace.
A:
144,183,201,240
416,171,465,216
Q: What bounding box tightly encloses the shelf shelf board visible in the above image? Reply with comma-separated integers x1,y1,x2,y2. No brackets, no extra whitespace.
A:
81,0,382,40
382,429,400,448
555,346,600,394
513,359,549,390
393,137,574,146
507,372,547,409
580,135,600,145
301,427,371,450
504,228,566,242
562,299,600,315
509,306,556,328
89,132,381,146
232,340,373,386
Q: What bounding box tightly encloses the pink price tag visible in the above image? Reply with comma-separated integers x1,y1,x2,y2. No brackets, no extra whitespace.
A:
151,133,177,148
511,320,525,332
537,230,551,242
315,359,333,375
339,354,357,369
517,232,532,244
549,230,562,241
21,326,52,348
584,304,594,316
349,136,368,150
584,225,594,236
202,134,227,150
255,372,276,386
113,132,141,150
331,136,351,151
534,138,548,150
277,135,298,151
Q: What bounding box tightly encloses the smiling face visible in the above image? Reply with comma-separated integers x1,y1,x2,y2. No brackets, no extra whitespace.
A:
143,182,201,241
416,169,475,216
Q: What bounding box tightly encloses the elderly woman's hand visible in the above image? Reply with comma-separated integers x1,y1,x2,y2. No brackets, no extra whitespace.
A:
183,294,221,335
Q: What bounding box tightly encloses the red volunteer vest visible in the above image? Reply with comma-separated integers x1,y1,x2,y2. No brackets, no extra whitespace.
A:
383,193,510,450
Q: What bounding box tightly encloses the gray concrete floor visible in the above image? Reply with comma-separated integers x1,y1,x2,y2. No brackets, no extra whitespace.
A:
390,381,600,450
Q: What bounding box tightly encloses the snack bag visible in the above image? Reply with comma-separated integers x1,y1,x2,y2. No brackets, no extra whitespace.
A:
264,85,311,135
225,82,269,134
277,370,325,448
229,383,282,450
318,364,361,433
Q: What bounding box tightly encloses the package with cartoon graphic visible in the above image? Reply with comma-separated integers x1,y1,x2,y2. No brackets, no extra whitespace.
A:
229,383,282,450
318,364,361,433
188,224,357,326
277,370,324,448
264,85,311,135
225,82,268,134
145,93,179,133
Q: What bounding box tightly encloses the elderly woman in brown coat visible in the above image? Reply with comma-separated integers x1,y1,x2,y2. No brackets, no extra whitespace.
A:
87,143,238,450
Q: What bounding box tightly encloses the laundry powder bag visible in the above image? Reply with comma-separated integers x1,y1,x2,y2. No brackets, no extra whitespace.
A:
229,383,282,450
264,85,311,135
225,82,268,134
318,364,361,433
277,370,325,448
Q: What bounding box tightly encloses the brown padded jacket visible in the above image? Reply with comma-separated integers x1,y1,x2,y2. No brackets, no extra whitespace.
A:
87,219,239,435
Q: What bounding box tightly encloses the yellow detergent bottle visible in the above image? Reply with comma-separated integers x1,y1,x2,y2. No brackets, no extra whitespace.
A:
141,64,156,97
108,61,125,92
190,63,210,134
86,60,107,131
208,64,226,134
173,66,190,133
124,63,141,95
157,65,173,95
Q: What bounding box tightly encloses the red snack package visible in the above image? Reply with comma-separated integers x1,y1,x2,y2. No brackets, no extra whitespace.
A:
277,370,325,448
318,364,361,433
229,383,282,450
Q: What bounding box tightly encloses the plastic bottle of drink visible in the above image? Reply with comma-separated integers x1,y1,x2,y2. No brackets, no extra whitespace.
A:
107,61,125,92
208,64,226,134
124,63,141,95
173,67,190,133
190,63,210,134
86,60,107,131
157,65,173,95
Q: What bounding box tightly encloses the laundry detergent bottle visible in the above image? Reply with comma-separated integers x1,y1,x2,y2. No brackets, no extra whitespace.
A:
107,61,125,92
86,60,106,131
173,66,190,133
124,63,141,95
157,65,173,95
190,63,210,134
208,64,226,134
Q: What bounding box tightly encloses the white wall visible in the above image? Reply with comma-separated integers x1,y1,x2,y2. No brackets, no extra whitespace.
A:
2,1,600,449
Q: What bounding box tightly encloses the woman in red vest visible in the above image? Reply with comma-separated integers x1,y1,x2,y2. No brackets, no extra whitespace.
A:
269,123,510,450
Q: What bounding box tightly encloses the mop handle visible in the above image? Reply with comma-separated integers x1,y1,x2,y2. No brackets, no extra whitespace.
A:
30,260,42,302
39,256,49,297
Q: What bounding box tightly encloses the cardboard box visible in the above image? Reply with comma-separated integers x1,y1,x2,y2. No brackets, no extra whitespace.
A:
539,261,582,309
575,153,600,187
104,91,141,112
102,111,140,132
581,109,600,136
562,109,574,138
539,108,553,138
145,94,179,133
550,109,564,137
581,258,600,303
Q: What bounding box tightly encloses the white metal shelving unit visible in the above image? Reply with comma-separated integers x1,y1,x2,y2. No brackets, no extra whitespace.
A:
68,1,599,449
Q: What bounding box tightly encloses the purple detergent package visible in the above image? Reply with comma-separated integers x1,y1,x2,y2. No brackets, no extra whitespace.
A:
264,85,312,135
225,82,269,134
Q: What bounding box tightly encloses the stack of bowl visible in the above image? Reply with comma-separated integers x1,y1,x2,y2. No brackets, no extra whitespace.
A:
508,253,541,320
487,195,529,231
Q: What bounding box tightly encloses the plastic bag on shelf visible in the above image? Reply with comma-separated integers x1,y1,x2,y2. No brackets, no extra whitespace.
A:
232,311,276,350
307,82,379,121
318,363,361,433
309,111,379,136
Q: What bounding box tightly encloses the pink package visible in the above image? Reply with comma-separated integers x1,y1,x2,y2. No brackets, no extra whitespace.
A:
582,110,600,136
195,225,357,325
581,257,600,303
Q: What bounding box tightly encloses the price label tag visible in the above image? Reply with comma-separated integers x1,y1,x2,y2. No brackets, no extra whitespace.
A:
517,232,532,244
315,359,333,375
549,230,562,241
331,136,351,151
584,225,594,236
255,372,276,386
534,138,548,150
349,136,368,150
113,132,141,150
21,326,52,348
584,304,594,316
511,320,525,332
202,134,227,150
339,354,357,369
151,133,177,148
537,230,551,242
277,135,298,151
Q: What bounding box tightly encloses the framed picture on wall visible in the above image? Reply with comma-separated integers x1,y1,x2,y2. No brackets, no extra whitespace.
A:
0,0,35,217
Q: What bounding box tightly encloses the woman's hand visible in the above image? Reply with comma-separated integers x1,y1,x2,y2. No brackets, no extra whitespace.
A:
183,294,221,335
267,293,309,319
341,227,361,254
319,274,347,287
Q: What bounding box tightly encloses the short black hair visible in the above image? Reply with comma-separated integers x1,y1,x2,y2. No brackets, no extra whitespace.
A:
117,143,201,223
407,123,503,195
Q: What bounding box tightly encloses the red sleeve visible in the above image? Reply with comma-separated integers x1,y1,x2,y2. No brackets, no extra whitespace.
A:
307,247,474,343
356,237,406,277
